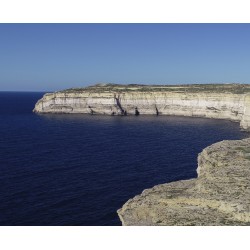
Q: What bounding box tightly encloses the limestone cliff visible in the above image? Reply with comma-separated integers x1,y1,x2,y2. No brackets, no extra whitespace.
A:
34,83,250,225
117,138,250,225
34,83,250,129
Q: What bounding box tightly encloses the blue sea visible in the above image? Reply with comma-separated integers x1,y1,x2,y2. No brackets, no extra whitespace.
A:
0,92,249,225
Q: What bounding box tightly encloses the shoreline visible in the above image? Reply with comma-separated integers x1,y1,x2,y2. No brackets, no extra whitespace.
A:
33,83,250,225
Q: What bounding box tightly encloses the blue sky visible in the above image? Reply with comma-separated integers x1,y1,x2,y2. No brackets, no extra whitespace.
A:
0,23,250,91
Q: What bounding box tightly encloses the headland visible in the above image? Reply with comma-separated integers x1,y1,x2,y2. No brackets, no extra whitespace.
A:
34,83,250,129
34,83,250,225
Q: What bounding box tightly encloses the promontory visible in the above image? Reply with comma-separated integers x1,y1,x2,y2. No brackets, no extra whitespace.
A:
34,83,250,225
34,83,250,129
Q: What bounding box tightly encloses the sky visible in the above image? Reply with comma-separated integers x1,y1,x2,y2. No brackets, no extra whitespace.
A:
0,23,250,91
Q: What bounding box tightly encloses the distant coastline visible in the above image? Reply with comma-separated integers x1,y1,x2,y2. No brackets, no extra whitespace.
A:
34,83,250,130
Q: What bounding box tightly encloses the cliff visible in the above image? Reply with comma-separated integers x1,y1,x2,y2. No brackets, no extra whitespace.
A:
117,138,250,225
34,83,250,129
34,83,250,225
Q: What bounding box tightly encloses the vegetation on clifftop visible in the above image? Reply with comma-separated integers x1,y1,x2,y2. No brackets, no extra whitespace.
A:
59,83,250,94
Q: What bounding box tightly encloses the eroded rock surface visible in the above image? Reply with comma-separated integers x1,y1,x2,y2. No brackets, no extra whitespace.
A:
117,138,250,225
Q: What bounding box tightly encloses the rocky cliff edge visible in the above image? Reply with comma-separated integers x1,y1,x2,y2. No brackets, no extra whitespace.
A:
117,138,250,225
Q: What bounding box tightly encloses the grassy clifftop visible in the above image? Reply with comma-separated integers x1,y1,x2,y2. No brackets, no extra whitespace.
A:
59,83,250,94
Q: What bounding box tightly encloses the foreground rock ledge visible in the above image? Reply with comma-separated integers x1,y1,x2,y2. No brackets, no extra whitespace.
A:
117,138,250,226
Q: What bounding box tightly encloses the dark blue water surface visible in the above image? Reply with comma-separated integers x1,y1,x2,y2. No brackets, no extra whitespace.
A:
0,92,249,225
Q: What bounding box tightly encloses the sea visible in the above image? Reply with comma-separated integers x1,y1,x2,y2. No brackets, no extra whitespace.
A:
0,92,249,226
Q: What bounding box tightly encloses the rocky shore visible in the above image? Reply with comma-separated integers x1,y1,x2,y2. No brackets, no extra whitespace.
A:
34,83,250,225
117,138,250,225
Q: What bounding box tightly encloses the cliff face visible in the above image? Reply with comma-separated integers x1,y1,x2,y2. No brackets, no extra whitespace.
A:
34,84,250,129
117,138,250,226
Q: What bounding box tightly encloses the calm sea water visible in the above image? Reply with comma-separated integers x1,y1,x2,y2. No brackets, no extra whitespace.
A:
0,92,249,225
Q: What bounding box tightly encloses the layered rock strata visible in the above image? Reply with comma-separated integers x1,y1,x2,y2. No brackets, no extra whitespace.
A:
117,138,250,225
34,83,250,129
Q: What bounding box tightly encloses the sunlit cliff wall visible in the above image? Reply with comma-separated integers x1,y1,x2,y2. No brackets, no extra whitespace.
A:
34,84,250,129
